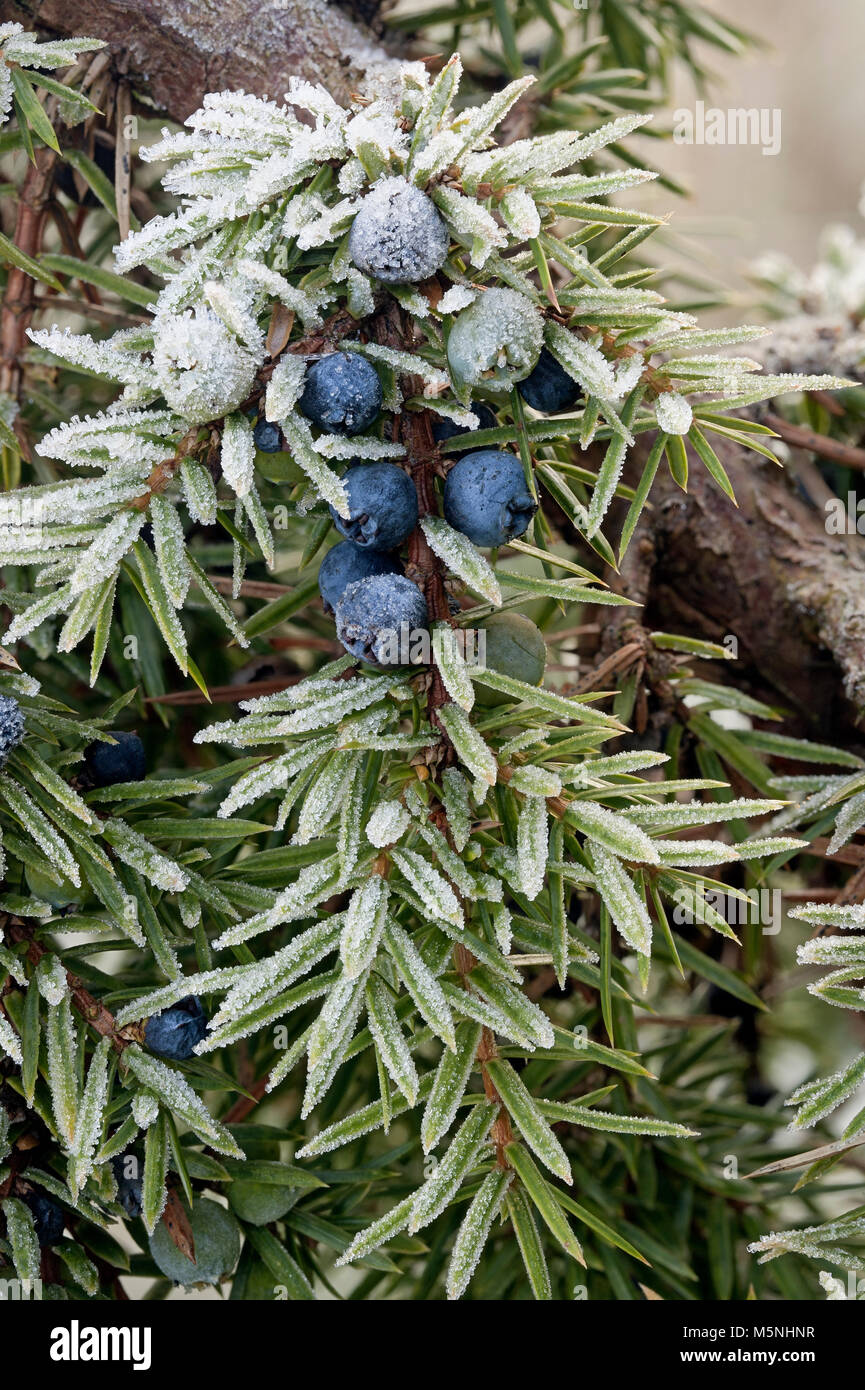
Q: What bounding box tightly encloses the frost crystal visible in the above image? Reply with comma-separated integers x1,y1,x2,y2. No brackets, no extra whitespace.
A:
220,412,256,498
392,848,464,928
517,796,548,901
366,799,410,848
265,355,307,422
153,306,261,425
36,953,68,1006
655,390,693,435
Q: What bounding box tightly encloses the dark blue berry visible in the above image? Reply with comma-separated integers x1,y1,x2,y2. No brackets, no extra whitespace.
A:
253,418,282,452
144,996,208,1061
432,402,498,456
23,1190,65,1246
299,352,383,435
330,462,418,552
112,1155,144,1218
318,541,403,615
518,348,583,414
83,731,146,787
335,574,429,667
443,450,537,547
0,694,25,768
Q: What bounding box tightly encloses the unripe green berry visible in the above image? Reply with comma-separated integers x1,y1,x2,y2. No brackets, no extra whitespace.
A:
475,612,547,706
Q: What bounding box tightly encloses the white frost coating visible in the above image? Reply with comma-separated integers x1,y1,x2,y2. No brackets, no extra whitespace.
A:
103,819,189,894
492,903,512,955
344,340,450,394
498,187,541,241
432,185,505,267
437,703,498,787
265,356,308,422
655,390,693,435
293,752,357,846
421,516,501,606
237,260,327,330
153,305,261,425
132,1091,160,1128
392,848,464,928
28,326,151,391
0,1011,22,1064
303,972,369,1115
314,433,405,461
408,1103,494,1233
366,976,418,1103
366,800,410,848
203,279,264,355
214,918,343,1025
220,412,256,498
69,511,144,595
440,768,472,853
36,954,68,1006
124,1046,242,1156
447,288,543,390
346,108,410,164
590,842,653,957
281,415,351,518
447,1169,512,1300
433,622,475,712
436,285,478,317
517,795,548,901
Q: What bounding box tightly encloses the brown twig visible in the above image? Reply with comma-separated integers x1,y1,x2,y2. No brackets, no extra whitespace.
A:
764,412,865,472
146,675,304,706
0,145,60,455
4,920,132,1052
372,295,452,745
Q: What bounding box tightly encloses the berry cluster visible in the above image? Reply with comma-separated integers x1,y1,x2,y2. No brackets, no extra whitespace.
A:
298,179,589,674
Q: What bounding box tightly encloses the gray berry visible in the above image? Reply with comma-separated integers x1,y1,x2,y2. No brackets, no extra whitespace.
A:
349,177,449,284
0,694,25,767
335,573,429,667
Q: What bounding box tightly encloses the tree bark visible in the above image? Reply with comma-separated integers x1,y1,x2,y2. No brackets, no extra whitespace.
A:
3,0,394,118
602,429,865,731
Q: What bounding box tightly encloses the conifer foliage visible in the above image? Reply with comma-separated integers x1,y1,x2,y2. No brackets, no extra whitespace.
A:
0,14,863,1302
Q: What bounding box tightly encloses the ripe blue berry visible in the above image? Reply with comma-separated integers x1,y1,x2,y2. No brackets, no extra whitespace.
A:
349,177,449,284
144,995,208,1061
518,348,582,414
253,417,282,452
318,540,403,615
443,450,537,547
0,694,25,768
432,402,498,456
23,1189,65,1246
112,1155,144,1218
299,352,383,435
330,462,418,551
83,730,146,787
335,573,429,667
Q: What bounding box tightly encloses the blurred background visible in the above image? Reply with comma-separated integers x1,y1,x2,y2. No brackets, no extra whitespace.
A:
635,0,865,302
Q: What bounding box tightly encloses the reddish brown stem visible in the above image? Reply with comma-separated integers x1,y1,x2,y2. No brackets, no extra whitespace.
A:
0,145,59,455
